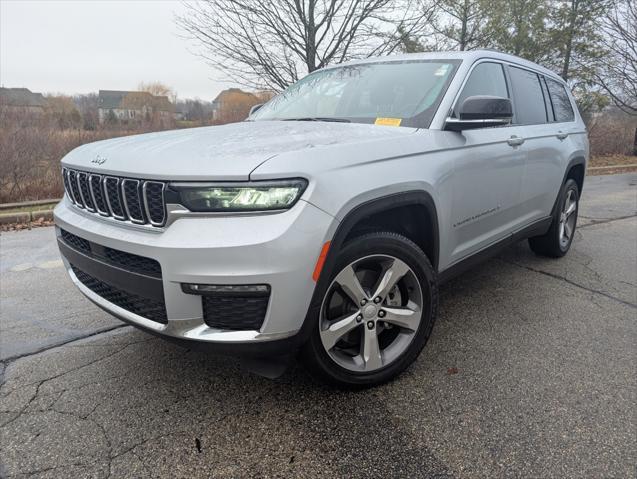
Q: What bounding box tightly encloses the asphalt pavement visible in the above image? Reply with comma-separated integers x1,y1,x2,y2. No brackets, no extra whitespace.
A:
0,173,635,478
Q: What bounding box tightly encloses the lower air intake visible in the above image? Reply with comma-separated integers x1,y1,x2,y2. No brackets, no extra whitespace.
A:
72,265,167,324
202,294,269,331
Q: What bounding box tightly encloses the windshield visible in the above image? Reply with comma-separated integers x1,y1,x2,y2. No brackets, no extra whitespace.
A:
251,60,460,128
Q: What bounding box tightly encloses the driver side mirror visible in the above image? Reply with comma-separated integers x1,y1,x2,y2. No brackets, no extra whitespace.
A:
445,96,513,131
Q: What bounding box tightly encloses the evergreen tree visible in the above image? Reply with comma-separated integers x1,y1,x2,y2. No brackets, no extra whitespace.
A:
548,0,612,83
432,0,494,51
486,0,551,63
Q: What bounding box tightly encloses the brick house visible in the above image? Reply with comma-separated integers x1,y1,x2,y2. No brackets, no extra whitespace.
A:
97,90,174,124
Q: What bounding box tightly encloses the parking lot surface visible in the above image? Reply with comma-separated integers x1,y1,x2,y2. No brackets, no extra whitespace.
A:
1,173,635,478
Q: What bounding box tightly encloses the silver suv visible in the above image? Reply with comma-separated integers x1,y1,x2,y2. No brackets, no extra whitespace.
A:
55,50,588,387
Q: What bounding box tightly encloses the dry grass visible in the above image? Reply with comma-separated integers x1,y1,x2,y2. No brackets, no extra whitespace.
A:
0,111,150,203
588,154,637,175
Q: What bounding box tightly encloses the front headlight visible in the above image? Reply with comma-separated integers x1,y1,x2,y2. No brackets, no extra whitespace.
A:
170,179,307,212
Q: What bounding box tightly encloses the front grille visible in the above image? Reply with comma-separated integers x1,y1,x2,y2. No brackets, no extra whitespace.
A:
67,170,84,209
72,265,167,324
77,172,95,211
62,168,166,227
60,229,162,279
202,294,269,331
122,179,145,223
89,174,108,215
144,182,166,225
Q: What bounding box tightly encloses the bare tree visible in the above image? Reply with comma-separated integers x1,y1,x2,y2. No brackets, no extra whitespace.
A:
596,0,636,115
176,0,429,91
138,81,177,103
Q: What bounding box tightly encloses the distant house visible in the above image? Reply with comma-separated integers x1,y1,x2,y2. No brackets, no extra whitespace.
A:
174,103,188,121
211,88,260,122
97,90,175,124
0,87,47,115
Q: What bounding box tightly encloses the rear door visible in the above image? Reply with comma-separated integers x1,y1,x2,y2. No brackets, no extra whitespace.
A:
506,66,570,223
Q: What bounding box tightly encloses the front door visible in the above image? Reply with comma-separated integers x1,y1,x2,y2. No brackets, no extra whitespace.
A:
443,61,528,266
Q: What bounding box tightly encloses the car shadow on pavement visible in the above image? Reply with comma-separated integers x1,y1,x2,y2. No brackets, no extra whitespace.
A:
2,242,635,478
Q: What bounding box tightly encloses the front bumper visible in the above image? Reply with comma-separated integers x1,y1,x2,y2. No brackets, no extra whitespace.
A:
54,197,335,352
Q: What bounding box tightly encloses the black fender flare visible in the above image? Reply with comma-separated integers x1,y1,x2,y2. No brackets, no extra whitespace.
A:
551,156,586,216
294,191,440,346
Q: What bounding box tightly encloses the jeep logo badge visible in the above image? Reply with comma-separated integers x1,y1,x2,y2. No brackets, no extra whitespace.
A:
91,155,107,165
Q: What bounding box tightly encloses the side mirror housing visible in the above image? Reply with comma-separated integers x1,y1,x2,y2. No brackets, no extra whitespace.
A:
445,96,513,131
249,103,264,116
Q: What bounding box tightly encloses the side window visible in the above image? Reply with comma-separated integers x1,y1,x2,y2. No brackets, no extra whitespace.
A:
453,62,508,117
508,66,547,125
546,78,575,122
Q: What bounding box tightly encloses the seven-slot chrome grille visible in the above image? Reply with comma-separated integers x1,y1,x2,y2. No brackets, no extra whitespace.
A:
62,168,166,227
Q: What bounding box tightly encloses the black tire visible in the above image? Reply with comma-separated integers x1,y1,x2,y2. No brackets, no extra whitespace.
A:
301,232,438,389
529,178,579,258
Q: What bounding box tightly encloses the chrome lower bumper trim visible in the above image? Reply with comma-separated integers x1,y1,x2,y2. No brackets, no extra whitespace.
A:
67,267,298,344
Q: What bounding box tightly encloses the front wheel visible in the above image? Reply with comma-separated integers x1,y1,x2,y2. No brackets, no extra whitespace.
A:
529,178,579,258
302,232,438,388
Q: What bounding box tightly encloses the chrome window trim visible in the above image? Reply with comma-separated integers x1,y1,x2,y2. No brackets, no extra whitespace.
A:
444,118,511,127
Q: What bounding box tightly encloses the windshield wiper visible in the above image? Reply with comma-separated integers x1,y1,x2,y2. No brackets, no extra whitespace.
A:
282,117,351,123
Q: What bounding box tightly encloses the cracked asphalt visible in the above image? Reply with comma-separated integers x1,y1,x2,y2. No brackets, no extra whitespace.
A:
1,173,635,478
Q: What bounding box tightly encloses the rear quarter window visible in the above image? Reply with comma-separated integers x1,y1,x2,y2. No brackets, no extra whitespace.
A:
546,78,575,122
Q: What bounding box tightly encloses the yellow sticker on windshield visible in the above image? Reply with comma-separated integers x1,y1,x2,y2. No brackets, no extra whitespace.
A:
375,117,402,127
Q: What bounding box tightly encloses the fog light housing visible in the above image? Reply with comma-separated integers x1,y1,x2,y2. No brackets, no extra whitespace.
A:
181,283,270,296
182,283,271,331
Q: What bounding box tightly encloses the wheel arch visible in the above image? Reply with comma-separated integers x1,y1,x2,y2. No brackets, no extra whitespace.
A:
331,191,440,273
296,190,440,349
566,160,585,194
551,156,586,216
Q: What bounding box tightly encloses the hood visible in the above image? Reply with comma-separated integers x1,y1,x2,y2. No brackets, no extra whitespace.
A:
61,121,416,181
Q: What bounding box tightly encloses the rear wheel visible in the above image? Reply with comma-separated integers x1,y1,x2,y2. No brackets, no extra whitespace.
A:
302,232,438,388
529,178,579,257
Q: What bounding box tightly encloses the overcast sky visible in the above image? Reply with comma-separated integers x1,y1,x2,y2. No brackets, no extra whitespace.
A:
0,0,233,100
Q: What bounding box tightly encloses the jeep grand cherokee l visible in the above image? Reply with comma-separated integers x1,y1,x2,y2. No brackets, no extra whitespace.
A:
54,50,588,387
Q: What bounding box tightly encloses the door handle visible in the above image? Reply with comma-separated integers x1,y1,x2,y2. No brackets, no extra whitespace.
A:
507,135,525,147
556,131,569,140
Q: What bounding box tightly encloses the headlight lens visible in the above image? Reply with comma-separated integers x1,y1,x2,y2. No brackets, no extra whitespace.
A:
172,179,307,212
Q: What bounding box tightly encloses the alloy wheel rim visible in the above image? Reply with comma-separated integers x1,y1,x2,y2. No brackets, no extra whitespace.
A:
559,189,577,248
319,254,424,372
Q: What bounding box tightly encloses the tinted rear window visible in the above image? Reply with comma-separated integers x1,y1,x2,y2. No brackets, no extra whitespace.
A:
508,66,547,125
546,78,575,122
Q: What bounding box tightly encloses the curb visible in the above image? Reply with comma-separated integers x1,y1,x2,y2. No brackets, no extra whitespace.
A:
0,198,61,211
588,164,637,171
0,212,30,225
0,210,54,225
32,210,54,222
